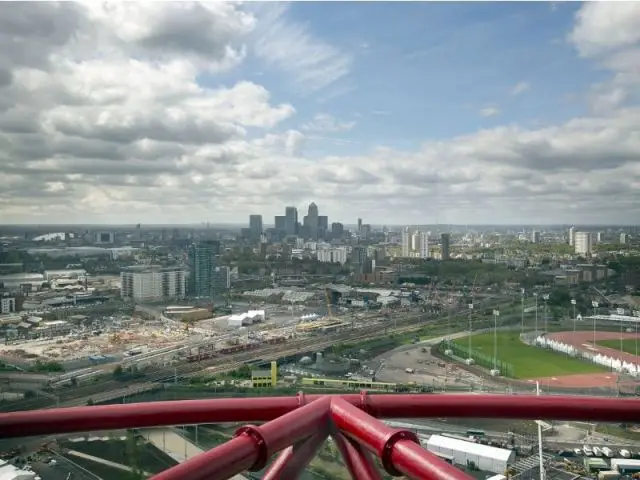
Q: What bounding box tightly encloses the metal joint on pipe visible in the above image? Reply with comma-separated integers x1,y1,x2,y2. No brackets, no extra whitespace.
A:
234,425,269,471
380,430,421,476
330,397,420,476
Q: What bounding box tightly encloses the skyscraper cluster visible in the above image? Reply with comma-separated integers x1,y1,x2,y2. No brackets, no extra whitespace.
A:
248,203,337,242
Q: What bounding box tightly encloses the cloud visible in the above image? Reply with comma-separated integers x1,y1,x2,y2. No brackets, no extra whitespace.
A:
569,2,640,57
569,2,640,114
250,3,352,94
0,2,639,225
510,82,530,96
302,114,356,133
479,107,500,118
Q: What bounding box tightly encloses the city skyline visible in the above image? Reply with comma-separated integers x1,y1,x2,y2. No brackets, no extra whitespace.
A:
1,2,640,225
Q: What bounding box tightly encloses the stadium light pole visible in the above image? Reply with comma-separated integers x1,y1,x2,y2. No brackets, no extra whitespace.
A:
617,308,625,354
543,294,550,334
634,310,640,364
533,292,539,334
493,309,500,371
592,301,599,346
571,299,577,336
468,303,474,360
521,289,525,334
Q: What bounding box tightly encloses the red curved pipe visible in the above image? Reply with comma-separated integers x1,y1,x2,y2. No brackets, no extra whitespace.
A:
2,394,639,438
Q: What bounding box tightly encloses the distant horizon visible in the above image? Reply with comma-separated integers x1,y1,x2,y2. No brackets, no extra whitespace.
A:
0,223,636,229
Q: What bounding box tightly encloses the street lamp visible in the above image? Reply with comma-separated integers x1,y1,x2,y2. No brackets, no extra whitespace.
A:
571,299,577,335
543,294,549,334
493,309,500,371
533,292,539,334
592,301,599,345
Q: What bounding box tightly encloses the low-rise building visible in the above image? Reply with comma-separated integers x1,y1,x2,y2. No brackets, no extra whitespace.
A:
251,361,277,388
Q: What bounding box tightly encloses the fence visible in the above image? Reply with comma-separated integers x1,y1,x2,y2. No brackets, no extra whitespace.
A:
441,340,515,378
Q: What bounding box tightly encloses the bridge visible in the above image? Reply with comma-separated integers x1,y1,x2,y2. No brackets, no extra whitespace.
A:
1,393,639,480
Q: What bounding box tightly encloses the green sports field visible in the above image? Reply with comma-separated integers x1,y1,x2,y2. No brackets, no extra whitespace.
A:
597,338,640,356
452,332,609,379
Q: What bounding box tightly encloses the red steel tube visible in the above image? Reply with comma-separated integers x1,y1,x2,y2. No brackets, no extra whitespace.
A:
349,393,640,423
263,432,328,480
0,394,324,438
331,397,474,480
2,394,640,438
149,396,331,480
333,433,383,480
390,439,472,480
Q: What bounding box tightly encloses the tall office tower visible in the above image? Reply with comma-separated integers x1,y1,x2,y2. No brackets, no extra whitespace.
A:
249,215,263,240
568,226,576,246
357,218,362,233
188,240,220,299
574,232,592,255
331,222,344,238
318,215,328,239
285,206,298,236
419,231,430,258
401,227,410,257
306,202,319,239
531,231,541,244
441,233,451,260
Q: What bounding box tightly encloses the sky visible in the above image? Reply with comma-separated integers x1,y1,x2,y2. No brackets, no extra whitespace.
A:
0,1,639,226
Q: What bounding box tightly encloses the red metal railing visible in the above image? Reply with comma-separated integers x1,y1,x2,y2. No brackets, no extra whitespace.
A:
1,393,639,480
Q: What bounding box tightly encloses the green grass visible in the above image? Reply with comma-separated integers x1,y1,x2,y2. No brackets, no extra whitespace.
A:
453,332,609,379
597,339,640,356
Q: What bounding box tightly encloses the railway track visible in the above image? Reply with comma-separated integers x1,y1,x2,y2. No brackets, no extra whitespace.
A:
1,298,509,412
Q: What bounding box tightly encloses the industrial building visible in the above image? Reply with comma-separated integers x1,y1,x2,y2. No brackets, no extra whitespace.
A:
425,435,515,474
120,265,187,302
251,361,278,388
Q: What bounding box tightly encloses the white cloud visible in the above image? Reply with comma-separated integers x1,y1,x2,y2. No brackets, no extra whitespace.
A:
302,114,356,133
510,82,530,96
250,3,352,94
570,2,640,57
0,2,639,225
479,107,500,118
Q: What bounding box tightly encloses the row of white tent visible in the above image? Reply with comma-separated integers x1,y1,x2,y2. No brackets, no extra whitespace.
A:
535,336,639,376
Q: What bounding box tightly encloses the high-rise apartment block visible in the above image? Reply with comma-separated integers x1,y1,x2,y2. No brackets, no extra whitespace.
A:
574,232,592,255
401,227,410,257
441,233,451,260
188,240,220,299
120,266,186,303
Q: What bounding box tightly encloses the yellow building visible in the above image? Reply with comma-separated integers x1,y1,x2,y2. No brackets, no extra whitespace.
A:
251,361,277,388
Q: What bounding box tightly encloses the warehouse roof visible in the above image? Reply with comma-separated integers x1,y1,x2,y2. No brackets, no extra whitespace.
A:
427,435,514,462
